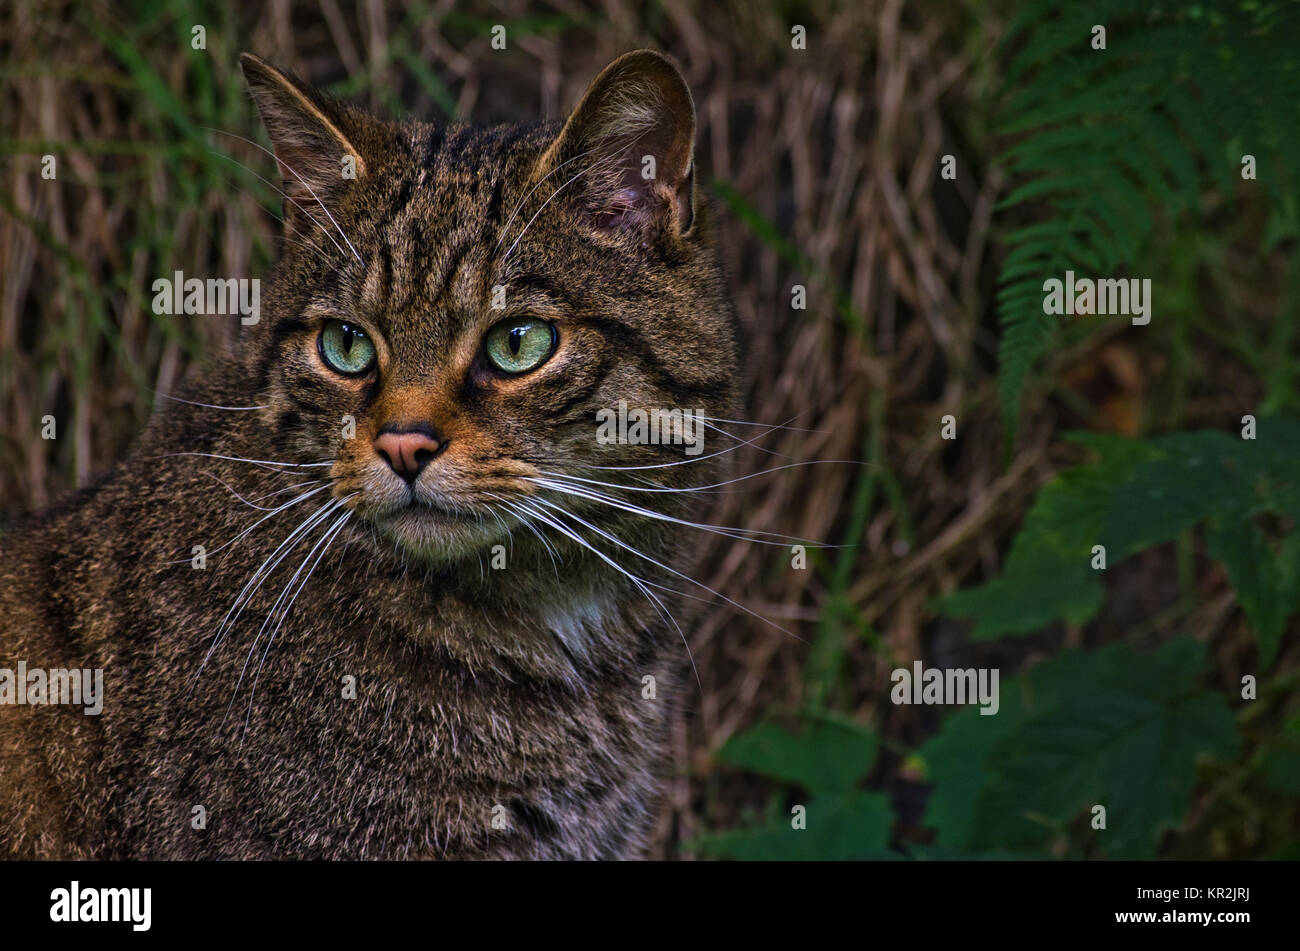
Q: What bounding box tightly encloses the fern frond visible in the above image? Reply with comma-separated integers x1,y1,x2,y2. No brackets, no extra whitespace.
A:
995,0,1300,445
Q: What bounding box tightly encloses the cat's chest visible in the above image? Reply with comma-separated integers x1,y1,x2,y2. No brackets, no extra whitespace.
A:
135,568,670,857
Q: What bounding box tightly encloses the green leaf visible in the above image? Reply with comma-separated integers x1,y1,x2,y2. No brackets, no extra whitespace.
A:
939,422,1300,659
1099,432,1252,557
935,434,1145,639
935,561,1101,641
1259,718,1300,795
716,719,878,795
692,792,894,861
916,679,1030,847
918,640,1238,859
1204,518,1290,668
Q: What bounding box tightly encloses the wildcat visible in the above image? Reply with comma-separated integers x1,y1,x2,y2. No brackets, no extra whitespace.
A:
0,49,740,859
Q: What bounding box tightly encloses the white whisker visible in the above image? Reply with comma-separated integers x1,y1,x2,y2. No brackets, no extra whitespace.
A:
527,495,808,646
205,146,351,260
500,133,644,265
164,482,330,564
512,498,702,690
538,458,871,495
488,493,560,577
699,415,828,434
190,494,345,694
161,451,334,470
199,471,285,511
528,476,834,548
494,143,605,251
205,127,364,265
582,414,804,471
151,390,269,411
238,502,355,733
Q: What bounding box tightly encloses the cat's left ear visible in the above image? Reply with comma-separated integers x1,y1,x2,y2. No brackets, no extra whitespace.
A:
240,53,371,226
536,49,697,236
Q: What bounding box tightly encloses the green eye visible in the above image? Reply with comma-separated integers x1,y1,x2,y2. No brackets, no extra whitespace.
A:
319,320,377,376
484,318,557,375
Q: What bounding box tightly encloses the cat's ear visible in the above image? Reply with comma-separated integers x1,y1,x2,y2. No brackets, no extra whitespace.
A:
537,49,697,236
240,53,369,224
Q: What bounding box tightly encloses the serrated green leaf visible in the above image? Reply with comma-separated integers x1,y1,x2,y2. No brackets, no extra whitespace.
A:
1259,718,1300,795
935,562,1102,641
716,719,878,795
919,641,1238,858
1205,518,1289,668
942,422,1300,651
692,791,894,861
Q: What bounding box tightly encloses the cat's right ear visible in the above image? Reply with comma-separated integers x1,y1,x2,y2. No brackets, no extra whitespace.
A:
534,50,698,238
240,53,370,229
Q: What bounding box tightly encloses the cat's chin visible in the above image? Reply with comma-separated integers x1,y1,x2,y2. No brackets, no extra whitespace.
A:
369,503,507,564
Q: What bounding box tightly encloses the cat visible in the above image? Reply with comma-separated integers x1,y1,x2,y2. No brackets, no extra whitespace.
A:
0,49,740,859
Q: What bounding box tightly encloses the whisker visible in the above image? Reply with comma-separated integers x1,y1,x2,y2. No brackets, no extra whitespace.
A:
514,498,721,608
487,493,560,577
238,501,355,733
494,143,605,251
581,414,805,471
151,390,269,411
538,458,872,495
696,419,801,463
527,495,808,646
500,134,644,265
199,471,290,511
252,229,335,268
210,169,335,268
251,479,325,504
190,494,345,694
204,127,365,265
204,143,351,260
512,498,702,691
160,451,334,470
481,501,515,576
698,415,828,434
164,481,330,564
528,476,839,548
500,162,600,263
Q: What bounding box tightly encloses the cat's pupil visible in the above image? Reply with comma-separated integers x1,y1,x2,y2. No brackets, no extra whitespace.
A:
508,327,524,355
341,326,354,353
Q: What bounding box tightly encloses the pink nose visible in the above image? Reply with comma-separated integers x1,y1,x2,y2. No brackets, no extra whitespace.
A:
373,426,445,484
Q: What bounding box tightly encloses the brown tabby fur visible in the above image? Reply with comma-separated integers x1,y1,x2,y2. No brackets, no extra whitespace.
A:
0,50,739,859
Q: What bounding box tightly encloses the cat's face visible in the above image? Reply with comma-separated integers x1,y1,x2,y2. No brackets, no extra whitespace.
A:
240,51,738,563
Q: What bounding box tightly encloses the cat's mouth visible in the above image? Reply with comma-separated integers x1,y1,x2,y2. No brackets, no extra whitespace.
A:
396,497,473,519
366,496,508,562
381,498,479,529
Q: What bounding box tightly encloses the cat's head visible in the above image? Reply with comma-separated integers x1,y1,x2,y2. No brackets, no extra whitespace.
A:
238,51,738,564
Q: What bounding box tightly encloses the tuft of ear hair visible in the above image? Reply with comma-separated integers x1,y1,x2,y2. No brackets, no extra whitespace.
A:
240,53,369,232
536,50,697,236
